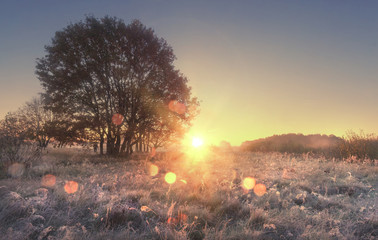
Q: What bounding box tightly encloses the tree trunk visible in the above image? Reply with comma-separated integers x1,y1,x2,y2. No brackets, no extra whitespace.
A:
115,134,121,154
100,135,104,155
106,137,115,155
120,137,127,153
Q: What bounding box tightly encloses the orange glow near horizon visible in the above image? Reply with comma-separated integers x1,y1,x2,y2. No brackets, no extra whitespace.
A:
176,39,378,146
179,131,210,162
1,2,378,147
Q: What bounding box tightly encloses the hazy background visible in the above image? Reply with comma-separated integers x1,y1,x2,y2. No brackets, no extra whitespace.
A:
1,0,377,145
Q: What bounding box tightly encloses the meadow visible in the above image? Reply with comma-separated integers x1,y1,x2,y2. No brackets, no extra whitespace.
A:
0,147,377,240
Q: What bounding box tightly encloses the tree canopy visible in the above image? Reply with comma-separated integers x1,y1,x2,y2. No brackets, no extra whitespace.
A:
36,16,199,155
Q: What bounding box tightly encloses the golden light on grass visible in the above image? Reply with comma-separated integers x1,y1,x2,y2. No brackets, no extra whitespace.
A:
242,177,256,190
167,213,188,225
192,137,204,148
178,213,188,223
64,181,79,194
254,183,267,196
141,206,152,212
167,217,178,225
165,172,176,184
41,174,56,187
149,164,159,176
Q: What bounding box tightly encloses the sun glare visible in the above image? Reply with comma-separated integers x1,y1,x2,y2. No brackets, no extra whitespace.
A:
192,137,204,148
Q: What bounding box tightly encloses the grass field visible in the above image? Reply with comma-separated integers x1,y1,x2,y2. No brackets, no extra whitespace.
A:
0,147,377,239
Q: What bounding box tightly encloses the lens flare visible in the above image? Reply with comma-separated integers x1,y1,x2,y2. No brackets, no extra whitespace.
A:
41,174,56,187
112,113,124,126
165,172,176,184
64,181,79,194
242,177,256,190
168,100,186,115
254,183,267,196
192,137,204,148
7,163,25,178
149,164,159,176
180,179,187,184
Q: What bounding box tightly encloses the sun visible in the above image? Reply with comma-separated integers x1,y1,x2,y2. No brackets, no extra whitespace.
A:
192,137,204,148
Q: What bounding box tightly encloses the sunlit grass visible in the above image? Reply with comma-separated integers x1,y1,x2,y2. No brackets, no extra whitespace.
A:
0,147,376,239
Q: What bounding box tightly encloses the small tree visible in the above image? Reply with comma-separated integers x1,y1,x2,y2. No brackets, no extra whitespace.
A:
20,97,54,148
0,111,41,169
0,111,27,164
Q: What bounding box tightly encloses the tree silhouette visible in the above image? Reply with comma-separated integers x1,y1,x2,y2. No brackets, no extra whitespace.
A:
36,16,198,155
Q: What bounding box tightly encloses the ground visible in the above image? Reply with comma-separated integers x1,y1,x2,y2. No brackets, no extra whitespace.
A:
0,147,377,239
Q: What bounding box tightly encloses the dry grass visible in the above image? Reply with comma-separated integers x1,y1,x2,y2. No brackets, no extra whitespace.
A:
0,148,377,239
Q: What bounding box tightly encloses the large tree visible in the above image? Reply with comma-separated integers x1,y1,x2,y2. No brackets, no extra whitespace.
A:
36,16,198,155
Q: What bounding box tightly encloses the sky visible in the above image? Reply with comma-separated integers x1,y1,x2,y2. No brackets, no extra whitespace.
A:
1,0,377,146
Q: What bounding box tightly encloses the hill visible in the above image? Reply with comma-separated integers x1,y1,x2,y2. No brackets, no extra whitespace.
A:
240,133,342,154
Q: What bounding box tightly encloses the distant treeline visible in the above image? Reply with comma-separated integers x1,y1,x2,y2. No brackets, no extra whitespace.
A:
240,132,378,161
240,134,341,154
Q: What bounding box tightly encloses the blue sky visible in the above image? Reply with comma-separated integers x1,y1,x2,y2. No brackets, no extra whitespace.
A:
1,0,377,145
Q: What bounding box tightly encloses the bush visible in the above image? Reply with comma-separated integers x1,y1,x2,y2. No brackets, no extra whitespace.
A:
336,131,378,161
0,135,41,175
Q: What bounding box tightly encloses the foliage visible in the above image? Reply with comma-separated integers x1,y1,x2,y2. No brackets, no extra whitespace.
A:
36,16,199,156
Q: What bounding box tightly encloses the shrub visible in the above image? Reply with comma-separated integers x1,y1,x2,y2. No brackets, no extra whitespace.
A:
0,135,41,175
337,130,378,161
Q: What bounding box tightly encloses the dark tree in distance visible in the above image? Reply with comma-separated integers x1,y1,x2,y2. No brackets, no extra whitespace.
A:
0,97,55,149
36,16,199,155
20,97,53,148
